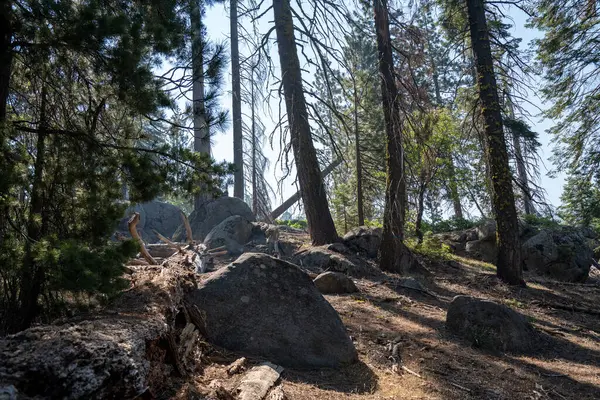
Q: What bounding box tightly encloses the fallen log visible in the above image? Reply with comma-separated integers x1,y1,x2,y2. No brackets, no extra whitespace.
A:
269,159,341,221
0,264,202,399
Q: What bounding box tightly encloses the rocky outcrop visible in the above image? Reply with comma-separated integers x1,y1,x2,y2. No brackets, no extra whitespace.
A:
446,296,536,353
203,215,254,254
0,265,201,399
343,226,382,258
186,253,357,368
436,221,598,281
313,271,359,294
522,227,594,282
117,200,182,243
173,196,255,242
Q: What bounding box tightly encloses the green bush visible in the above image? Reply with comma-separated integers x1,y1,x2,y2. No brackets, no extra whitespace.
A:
275,219,308,230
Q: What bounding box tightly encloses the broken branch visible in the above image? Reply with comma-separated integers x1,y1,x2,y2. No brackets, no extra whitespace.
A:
180,211,194,245
128,212,157,265
153,229,182,252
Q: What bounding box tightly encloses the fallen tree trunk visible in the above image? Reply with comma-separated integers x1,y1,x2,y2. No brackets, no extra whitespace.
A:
269,159,341,221
0,263,201,399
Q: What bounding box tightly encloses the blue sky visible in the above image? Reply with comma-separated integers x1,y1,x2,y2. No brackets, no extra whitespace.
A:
201,2,565,215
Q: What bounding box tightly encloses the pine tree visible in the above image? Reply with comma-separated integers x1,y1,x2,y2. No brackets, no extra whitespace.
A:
465,0,522,285
0,0,231,333
532,0,600,222
272,0,339,245
374,0,415,272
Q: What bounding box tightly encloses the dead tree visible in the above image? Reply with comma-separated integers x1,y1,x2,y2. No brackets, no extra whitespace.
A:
272,0,339,245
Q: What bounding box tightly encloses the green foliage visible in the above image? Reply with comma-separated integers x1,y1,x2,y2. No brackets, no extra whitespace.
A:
558,173,600,228
521,213,560,229
406,232,452,261
275,219,308,230
0,0,232,332
420,217,481,234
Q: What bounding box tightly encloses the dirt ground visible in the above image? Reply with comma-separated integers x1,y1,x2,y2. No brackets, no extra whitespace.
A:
167,230,600,400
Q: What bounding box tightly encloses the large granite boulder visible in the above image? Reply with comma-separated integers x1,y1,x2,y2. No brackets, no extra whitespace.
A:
446,296,536,353
476,220,497,241
203,215,254,255
465,239,497,263
522,227,594,282
186,253,357,368
117,200,182,243
173,197,255,242
343,226,382,258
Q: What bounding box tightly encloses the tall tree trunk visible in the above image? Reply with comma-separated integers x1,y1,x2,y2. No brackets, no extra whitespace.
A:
506,96,535,215
191,0,211,210
251,66,258,214
415,181,426,244
272,0,338,245
466,0,522,285
374,0,411,272
18,85,49,331
231,0,244,200
352,72,365,226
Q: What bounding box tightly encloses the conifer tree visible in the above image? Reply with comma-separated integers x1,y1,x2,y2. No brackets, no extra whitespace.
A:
465,0,522,285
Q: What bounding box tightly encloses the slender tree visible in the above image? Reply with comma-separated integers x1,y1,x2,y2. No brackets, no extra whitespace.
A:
272,0,338,244
191,0,211,209
374,0,416,272
231,0,244,199
465,0,522,285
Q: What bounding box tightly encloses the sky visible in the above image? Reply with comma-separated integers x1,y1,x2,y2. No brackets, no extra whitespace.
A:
199,2,565,217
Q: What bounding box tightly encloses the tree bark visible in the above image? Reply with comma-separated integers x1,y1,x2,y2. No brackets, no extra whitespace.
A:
352,71,365,226
191,0,211,210
415,180,426,244
374,0,411,272
272,0,338,245
251,66,258,214
506,96,535,215
466,0,522,285
231,0,244,200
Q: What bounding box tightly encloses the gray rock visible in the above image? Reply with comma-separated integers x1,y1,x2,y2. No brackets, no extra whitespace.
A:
446,296,536,353
186,253,357,368
476,220,497,241
313,272,359,294
398,277,425,292
522,227,593,282
292,247,371,277
174,197,255,242
118,200,182,243
203,215,254,255
465,239,497,263
343,226,382,258
327,242,350,254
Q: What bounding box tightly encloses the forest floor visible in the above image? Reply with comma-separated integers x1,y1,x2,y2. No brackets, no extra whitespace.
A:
167,230,600,400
